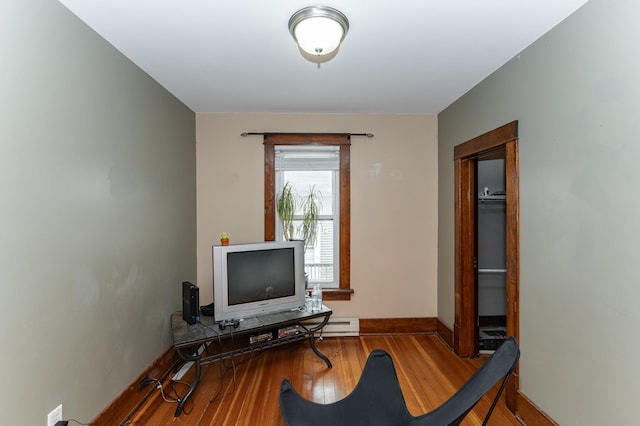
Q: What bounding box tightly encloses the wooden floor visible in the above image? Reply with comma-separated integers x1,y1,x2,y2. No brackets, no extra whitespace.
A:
125,334,521,425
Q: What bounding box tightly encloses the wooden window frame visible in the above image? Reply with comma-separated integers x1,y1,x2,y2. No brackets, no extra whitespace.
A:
264,133,353,300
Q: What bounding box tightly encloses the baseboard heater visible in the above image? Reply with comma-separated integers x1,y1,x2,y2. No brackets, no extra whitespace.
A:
302,317,360,337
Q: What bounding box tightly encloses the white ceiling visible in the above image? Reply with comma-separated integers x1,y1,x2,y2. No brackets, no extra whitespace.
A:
58,0,589,114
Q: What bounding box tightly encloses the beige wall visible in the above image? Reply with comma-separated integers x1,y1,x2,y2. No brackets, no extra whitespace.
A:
196,113,438,319
438,0,640,423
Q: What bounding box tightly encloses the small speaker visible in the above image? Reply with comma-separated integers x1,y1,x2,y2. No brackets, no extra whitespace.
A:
182,281,200,325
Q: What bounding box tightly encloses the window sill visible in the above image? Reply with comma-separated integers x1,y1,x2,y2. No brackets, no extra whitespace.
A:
322,288,354,301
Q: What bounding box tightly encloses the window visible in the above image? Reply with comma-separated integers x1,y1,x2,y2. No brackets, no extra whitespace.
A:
264,134,352,300
275,147,339,287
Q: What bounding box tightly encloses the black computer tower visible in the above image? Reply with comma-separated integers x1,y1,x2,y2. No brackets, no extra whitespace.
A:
182,281,200,324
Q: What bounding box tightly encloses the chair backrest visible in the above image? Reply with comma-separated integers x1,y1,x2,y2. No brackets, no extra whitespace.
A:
280,349,414,426
415,336,520,426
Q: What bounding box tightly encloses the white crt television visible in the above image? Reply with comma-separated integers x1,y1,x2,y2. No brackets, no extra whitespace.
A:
212,240,306,322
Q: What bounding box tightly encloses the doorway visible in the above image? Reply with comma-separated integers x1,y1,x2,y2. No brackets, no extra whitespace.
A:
477,157,507,353
453,121,520,410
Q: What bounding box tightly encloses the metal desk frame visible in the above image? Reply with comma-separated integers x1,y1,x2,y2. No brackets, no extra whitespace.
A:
170,305,332,416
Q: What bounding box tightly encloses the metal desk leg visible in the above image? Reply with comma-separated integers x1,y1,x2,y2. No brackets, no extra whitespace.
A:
174,348,202,417
304,312,332,368
309,334,332,368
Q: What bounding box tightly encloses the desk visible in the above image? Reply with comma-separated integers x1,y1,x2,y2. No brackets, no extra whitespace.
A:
170,305,332,416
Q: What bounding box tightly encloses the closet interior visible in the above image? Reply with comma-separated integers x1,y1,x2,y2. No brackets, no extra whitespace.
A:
477,158,507,353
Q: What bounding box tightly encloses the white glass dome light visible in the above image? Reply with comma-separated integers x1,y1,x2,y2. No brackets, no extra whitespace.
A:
289,6,349,63
293,15,344,56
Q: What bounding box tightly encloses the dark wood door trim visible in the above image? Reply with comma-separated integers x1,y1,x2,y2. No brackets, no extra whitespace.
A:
454,121,518,160
453,120,520,413
504,138,520,410
454,157,477,357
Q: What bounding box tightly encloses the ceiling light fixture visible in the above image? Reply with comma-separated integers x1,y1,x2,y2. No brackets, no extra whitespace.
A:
288,6,349,65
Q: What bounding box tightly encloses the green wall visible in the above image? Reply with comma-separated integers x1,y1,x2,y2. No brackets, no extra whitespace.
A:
0,1,196,424
438,0,640,423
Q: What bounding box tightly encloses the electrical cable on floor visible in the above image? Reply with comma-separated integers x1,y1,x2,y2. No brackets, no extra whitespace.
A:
70,419,94,426
194,319,241,404
54,419,96,426
209,328,267,404
189,319,271,406
54,419,95,426
166,379,194,415
147,378,180,404
218,329,240,400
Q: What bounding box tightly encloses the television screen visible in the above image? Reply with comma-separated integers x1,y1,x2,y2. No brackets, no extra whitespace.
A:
227,248,296,305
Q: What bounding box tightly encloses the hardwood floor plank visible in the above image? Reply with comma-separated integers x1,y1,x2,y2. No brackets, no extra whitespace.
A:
125,334,521,425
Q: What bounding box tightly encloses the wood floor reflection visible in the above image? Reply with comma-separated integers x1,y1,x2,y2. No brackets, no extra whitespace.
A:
126,334,521,425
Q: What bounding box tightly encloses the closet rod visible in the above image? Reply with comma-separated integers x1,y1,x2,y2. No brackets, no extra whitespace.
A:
478,268,507,274
478,197,506,204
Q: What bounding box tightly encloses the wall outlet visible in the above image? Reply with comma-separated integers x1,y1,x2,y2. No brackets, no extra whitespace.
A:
47,404,63,426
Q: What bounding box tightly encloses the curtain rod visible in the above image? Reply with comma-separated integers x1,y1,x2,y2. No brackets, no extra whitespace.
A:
240,132,374,138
